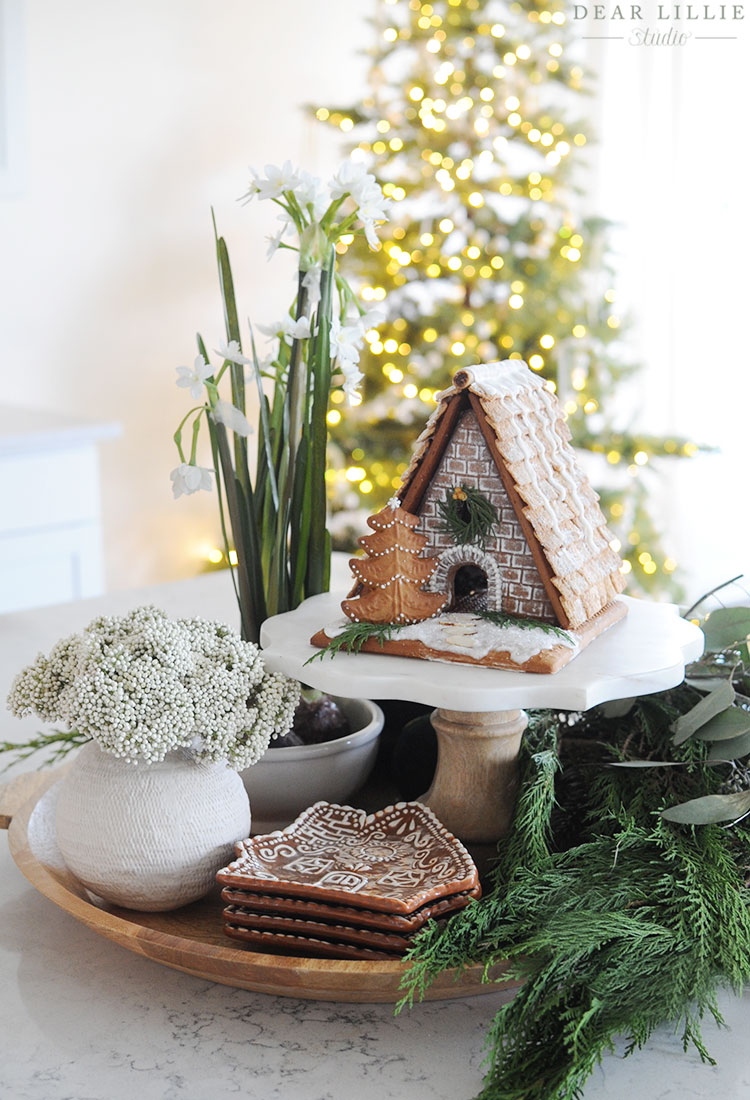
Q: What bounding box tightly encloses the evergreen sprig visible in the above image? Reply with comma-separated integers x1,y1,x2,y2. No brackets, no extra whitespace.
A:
306,620,406,663
398,679,750,1100
438,485,497,548
477,609,573,643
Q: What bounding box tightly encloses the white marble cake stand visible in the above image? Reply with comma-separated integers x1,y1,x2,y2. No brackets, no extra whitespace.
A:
260,594,704,843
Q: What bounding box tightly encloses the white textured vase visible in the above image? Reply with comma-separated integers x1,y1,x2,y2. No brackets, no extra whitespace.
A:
55,740,251,911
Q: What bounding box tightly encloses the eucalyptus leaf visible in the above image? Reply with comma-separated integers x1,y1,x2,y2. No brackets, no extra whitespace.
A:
662,790,750,825
701,607,750,651
609,760,686,769
694,708,750,742
671,680,735,745
707,730,750,762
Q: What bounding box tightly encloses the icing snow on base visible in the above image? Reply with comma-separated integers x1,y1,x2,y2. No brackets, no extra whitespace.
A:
323,614,578,664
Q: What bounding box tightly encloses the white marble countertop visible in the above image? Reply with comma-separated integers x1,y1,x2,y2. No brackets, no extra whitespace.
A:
2,573,750,1099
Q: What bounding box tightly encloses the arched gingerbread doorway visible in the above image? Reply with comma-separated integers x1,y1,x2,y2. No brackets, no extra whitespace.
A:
427,546,503,613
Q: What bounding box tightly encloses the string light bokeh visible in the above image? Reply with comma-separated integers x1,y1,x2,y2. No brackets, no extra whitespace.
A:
309,0,698,596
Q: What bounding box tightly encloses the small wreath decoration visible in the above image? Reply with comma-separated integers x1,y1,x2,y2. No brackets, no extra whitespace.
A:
438,484,497,548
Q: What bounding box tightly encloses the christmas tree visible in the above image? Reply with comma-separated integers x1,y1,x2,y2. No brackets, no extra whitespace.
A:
342,503,447,623
316,0,696,596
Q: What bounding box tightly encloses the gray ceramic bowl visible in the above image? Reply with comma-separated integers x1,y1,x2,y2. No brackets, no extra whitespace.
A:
240,697,384,834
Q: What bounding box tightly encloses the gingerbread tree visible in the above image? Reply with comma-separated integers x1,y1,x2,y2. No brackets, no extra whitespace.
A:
342,503,447,626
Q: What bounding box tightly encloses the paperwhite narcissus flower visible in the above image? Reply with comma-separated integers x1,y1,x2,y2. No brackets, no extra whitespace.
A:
258,315,312,344
248,161,301,201
215,340,253,367
329,161,375,204
330,316,364,366
295,171,329,221
212,399,253,437
170,463,213,498
341,361,364,402
175,355,213,400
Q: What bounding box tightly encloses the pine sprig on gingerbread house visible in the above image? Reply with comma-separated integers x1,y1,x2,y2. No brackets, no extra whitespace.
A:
342,502,448,625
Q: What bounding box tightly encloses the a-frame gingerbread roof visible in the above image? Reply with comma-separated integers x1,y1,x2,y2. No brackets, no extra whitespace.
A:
397,361,626,630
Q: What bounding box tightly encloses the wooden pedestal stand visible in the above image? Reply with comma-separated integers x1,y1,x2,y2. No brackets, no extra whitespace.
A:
425,709,527,842
260,593,704,845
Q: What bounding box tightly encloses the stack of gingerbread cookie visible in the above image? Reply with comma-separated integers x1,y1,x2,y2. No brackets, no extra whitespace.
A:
216,801,481,960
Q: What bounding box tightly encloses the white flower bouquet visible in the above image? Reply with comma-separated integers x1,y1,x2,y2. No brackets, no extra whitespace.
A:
171,160,388,643
5,606,299,770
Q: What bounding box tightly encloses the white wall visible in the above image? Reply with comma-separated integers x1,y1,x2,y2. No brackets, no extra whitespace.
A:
0,0,369,590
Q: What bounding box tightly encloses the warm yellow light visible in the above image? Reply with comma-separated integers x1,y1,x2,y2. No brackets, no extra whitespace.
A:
540,334,554,349
207,548,223,564
419,388,433,402
564,400,577,415
509,294,524,309
566,247,581,262
359,480,373,494
511,280,525,292
638,551,652,564
584,400,598,414
479,265,492,278
228,550,238,566
326,410,342,425
340,118,353,132
420,232,434,246
683,442,699,456
403,384,418,398
467,246,481,259
620,560,632,574
370,341,383,354
451,341,465,355
664,557,677,573
447,256,462,270
607,315,620,328
491,256,504,269
610,501,624,518
505,96,520,110
491,22,505,35
573,324,586,337
384,27,398,40
571,369,586,391
439,217,454,232
549,43,563,56
503,52,517,64
480,88,494,101
544,379,556,393
346,467,366,482
426,263,441,277
389,368,404,383
573,133,587,146
474,118,489,135
610,538,622,552
424,327,438,342
634,451,649,466
468,191,484,207
643,561,657,575
316,108,329,121
529,354,544,369
628,530,640,545
508,113,522,127
516,44,531,59
331,390,345,405
410,86,424,101
528,128,541,142
606,450,621,464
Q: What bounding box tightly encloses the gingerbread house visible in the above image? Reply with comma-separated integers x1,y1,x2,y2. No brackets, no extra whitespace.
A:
314,360,628,673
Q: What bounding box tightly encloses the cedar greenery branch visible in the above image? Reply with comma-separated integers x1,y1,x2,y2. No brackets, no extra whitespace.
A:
170,161,389,644
398,588,750,1099
314,0,701,596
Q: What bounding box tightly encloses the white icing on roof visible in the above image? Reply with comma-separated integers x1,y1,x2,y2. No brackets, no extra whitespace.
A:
455,360,545,399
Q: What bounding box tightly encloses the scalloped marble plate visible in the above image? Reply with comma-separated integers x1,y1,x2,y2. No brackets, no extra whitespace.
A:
217,801,480,914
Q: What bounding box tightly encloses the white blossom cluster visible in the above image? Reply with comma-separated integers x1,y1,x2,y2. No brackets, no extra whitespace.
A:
6,606,299,770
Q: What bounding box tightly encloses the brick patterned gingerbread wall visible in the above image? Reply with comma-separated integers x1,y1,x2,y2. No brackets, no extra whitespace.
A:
417,408,556,622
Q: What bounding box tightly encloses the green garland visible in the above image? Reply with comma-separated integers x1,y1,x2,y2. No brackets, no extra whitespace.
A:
438,485,497,548
398,611,750,1099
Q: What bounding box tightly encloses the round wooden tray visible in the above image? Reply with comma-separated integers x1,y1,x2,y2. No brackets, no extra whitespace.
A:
6,773,517,1004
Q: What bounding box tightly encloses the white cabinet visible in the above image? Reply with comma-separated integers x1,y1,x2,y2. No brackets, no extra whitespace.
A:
0,407,120,613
